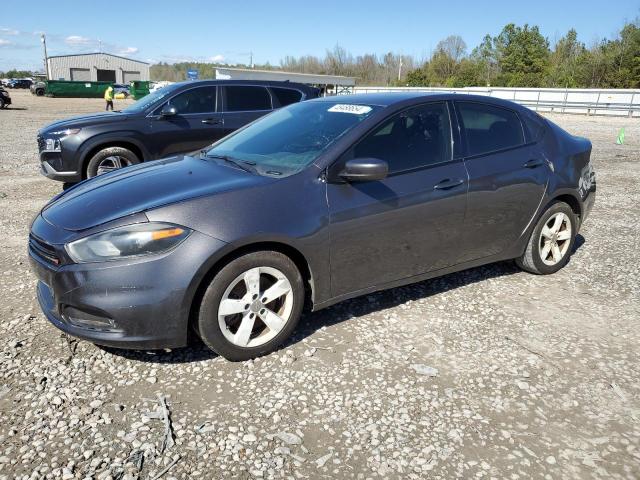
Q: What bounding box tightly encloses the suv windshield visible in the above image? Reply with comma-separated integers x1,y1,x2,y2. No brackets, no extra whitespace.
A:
206,101,379,176
121,85,180,114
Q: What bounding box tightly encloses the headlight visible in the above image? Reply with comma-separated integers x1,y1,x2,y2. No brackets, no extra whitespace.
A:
43,128,81,152
66,223,191,263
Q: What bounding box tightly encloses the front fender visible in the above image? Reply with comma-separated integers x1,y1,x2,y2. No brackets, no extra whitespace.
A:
78,132,151,170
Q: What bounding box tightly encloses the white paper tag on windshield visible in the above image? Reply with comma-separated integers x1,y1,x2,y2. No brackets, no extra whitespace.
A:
328,104,372,115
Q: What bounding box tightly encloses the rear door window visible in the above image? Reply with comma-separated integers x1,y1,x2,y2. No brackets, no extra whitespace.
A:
456,102,525,156
165,86,217,114
224,86,272,112
271,88,303,107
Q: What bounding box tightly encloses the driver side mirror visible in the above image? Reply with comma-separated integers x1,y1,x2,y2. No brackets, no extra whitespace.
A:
339,157,389,182
160,104,177,118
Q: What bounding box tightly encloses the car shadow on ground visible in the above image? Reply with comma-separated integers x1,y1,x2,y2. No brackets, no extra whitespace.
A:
3,107,28,111
102,234,585,364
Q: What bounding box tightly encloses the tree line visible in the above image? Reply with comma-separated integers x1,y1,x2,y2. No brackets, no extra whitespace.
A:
148,19,639,89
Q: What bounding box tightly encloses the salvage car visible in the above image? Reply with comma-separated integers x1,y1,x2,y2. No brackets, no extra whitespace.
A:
36,80,319,183
0,87,11,109
29,93,596,361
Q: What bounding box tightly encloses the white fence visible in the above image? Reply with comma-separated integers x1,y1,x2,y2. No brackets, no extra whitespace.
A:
345,86,640,117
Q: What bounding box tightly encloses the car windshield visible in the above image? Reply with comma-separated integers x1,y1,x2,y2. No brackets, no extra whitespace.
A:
206,101,380,176
121,85,179,114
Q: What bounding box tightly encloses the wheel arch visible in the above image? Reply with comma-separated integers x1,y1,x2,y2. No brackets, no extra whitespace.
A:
547,192,582,222
187,241,315,331
80,137,148,179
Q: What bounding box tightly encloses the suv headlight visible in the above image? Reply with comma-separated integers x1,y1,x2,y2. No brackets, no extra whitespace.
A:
66,223,191,263
43,128,82,152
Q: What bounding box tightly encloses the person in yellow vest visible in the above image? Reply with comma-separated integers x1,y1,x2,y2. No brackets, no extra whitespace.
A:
104,85,114,111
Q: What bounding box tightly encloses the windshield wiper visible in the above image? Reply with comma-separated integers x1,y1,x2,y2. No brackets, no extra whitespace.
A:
204,153,256,174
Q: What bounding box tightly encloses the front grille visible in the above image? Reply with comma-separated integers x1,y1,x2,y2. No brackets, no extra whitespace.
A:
29,234,60,265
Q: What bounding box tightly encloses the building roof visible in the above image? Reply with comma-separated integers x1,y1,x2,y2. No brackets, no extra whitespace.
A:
47,52,150,65
215,67,355,86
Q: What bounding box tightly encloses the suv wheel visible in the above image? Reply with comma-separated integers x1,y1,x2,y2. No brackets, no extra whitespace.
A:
86,147,140,178
36,89,45,96
516,201,577,275
196,251,305,361
0,98,5,109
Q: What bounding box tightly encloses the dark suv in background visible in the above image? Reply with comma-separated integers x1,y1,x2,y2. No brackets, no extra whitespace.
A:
37,80,319,182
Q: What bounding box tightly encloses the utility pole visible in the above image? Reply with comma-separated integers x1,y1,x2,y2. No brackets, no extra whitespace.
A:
250,51,254,69
397,58,403,82
40,33,49,80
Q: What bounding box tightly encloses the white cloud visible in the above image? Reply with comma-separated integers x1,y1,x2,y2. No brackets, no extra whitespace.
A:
0,28,19,36
117,46,139,56
0,39,12,47
210,54,225,63
65,35,92,46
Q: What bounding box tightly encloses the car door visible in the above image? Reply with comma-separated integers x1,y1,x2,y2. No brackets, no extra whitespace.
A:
148,85,223,158
220,85,273,136
326,102,468,297
454,101,550,262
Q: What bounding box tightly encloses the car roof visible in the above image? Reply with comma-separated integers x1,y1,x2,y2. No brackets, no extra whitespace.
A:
169,79,316,90
309,92,527,111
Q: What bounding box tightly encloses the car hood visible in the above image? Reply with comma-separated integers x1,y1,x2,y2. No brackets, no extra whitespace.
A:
42,155,274,231
40,111,134,133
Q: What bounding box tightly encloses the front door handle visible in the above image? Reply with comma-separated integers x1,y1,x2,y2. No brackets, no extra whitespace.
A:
202,118,222,125
433,178,464,190
523,159,544,168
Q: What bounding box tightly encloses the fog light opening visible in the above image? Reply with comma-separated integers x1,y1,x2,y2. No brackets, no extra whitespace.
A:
62,306,116,331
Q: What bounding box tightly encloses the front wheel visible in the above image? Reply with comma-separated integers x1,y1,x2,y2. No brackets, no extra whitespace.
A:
516,201,577,274
197,251,305,361
0,98,5,109
86,146,140,178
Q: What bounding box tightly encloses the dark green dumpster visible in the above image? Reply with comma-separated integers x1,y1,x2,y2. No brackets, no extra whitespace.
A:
130,81,150,100
46,80,113,98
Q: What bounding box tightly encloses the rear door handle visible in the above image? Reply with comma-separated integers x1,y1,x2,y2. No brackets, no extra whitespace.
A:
433,178,464,190
523,159,544,168
202,118,222,125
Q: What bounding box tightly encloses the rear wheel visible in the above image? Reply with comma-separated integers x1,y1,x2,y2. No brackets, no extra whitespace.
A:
197,251,304,361
36,89,45,96
516,201,577,274
86,146,140,178
0,98,5,109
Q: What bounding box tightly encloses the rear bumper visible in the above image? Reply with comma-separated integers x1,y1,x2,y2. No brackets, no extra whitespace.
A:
29,228,227,350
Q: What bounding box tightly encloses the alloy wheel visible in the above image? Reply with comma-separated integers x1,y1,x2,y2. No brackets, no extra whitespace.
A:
96,156,130,176
539,212,572,266
217,266,294,348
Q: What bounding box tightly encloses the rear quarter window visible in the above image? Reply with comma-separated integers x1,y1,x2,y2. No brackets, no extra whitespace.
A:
521,111,548,142
457,102,525,156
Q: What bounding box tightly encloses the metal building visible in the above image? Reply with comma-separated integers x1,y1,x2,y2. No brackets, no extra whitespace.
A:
46,53,150,83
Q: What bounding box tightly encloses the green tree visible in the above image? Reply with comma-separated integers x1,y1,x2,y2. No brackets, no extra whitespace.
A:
494,24,550,87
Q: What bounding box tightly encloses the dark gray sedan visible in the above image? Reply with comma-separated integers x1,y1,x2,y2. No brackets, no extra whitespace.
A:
29,93,596,360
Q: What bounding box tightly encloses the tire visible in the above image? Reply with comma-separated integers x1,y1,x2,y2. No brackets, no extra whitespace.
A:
516,201,577,275
197,251,305,361
36,89,44,96
0,98,4,109
86,147,140,178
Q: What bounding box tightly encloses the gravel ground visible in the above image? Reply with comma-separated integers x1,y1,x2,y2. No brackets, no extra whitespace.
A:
0,89,638,480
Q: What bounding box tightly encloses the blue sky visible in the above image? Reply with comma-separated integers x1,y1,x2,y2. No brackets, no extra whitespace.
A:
1,0,638,71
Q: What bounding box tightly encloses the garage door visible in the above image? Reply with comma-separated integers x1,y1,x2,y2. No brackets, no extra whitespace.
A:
70,68,90,81
123,71,141,83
